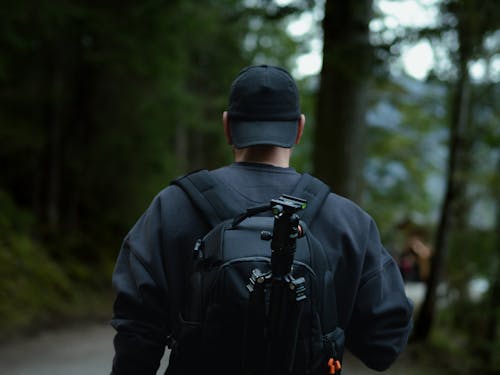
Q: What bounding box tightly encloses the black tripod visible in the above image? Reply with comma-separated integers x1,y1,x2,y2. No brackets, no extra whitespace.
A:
242,195,308,375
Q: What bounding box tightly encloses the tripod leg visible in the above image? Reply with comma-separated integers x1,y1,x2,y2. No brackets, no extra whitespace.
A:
243,269,270,373
266,275,307,374
266,278,289,373
286,276,307,373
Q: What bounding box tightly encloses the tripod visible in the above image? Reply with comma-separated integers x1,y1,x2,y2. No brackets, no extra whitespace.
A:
242,195,308,375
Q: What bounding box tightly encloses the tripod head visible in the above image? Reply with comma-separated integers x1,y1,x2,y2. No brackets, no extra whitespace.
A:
231,194,307,277
270,195,307,217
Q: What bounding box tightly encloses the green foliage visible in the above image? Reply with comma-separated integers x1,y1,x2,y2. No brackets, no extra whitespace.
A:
0,0,307,334
0,192,111,338
0,0,307,240
448,229,496,286
425,294,500,374
363,76,447,233
0,232,71,333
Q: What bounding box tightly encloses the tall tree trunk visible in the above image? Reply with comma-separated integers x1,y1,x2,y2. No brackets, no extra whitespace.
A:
313,0,373,202
66,40,91,234
40,34,81,237
412,0,500,343
413,59,471,341
43,46,64,235
485,159,500,371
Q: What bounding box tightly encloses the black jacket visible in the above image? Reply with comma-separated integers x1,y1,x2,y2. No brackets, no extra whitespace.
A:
111,162,413,374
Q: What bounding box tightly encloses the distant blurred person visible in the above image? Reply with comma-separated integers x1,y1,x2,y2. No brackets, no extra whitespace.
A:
397,219,432,283
110,65,413,375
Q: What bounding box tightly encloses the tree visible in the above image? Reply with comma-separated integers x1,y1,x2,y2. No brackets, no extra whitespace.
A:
487,158,500,371
313,0,374,202
0,0,253,246
0,0,315,332
413,0,500,341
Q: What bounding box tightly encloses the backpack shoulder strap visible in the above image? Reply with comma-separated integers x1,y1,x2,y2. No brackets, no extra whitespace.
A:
291,173,330,225
171,169,246,227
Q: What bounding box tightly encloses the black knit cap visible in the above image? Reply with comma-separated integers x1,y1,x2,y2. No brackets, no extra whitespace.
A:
227,65,300,148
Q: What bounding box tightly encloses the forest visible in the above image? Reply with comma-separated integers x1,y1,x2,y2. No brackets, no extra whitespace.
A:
0,0,499,373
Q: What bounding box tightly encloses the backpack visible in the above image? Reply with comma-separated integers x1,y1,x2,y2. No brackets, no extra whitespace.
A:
168,170,345,375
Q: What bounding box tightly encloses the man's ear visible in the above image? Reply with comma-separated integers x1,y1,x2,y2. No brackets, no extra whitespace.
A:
295,114,305,145
223,111,232,145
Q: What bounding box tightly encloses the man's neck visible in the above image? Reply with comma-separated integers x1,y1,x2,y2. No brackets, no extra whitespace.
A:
233,146,292,168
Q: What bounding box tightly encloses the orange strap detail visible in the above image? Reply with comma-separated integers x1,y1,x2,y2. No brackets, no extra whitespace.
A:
327,358,342,374
335,359,342,371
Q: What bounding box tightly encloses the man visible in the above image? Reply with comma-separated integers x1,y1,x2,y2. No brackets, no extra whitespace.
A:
111,65,413,374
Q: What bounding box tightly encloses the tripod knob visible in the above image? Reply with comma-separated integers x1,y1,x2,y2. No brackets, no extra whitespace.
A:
260,231,273,241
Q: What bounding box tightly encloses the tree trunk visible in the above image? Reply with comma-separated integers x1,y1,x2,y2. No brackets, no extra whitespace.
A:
39,32,83,237
485,159,500,370
43,45,64,235
412,60,471,341
313,0,373,202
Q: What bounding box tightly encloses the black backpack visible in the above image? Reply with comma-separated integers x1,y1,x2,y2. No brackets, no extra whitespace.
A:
168,170,345,375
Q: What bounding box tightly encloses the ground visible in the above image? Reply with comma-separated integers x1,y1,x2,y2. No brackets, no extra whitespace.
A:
0,321,433,375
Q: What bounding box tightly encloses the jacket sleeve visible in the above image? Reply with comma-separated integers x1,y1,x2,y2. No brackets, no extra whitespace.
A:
111,194,170,375
345,219,414,371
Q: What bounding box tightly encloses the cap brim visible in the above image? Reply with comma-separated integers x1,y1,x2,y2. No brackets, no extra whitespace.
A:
230,120,298,149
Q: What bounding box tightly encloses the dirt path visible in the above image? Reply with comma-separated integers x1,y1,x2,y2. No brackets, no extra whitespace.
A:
0,322,418,375
0,322,168,375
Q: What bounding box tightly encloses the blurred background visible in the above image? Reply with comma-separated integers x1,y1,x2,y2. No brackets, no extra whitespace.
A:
0,0,499,373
